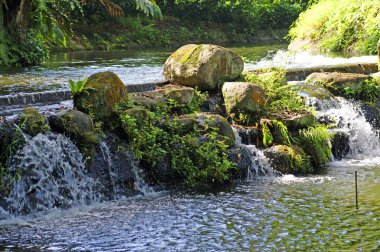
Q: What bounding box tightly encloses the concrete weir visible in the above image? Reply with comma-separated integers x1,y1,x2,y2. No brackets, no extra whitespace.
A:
0,82,164,116
250,62,378,81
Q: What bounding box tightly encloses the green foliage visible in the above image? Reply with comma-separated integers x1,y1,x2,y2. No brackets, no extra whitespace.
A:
272,120,292,146
295,125,332,170
289,0,380,53
119,105,235,188
343,78,380,104
159,0,303,30
69,78,88,96
262,123,273,147
241,70,306,113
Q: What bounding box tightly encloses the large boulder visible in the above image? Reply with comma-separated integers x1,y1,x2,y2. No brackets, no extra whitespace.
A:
19,107,50,136
163,44,244,90
74,71,128,121
222,82,267,115
305,72,369,96
264,145,313,175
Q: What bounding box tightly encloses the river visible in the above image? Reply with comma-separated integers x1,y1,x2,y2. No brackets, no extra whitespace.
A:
0,45,379,251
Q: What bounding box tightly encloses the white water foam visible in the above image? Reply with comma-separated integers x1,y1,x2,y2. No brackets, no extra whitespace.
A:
232,126,275,180
246,50,377,70
309,96,380,164
5,132,100,215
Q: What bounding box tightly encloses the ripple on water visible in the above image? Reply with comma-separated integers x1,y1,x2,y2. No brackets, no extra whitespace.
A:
0,164,379,251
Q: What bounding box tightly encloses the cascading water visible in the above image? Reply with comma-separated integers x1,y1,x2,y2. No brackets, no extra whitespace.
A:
232,126,275,179
2,132,100,216
308,96,380,161
98,140,155,196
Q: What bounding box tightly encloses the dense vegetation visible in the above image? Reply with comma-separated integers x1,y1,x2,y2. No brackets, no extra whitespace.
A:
0,0,310,66
289,0,380,53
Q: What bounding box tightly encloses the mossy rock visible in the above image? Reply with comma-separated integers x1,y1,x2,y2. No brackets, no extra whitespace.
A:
128,91,166,111
19,107,49,136
264,145,312,175
282,82,333,99
156,84,195,106
371,72,380,85
305,72,369,96
164,44,244,90
272,110,315,130
222,81,267,116
195,113,235,147
74,71,128,121
49,110,93,136
49,110,98,158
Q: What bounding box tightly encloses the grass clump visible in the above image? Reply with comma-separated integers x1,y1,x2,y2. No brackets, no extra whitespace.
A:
288,0,380,53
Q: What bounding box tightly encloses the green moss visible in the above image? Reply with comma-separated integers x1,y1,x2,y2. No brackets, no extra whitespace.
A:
19,107,50,136
181,44,204,66
265,145,313,175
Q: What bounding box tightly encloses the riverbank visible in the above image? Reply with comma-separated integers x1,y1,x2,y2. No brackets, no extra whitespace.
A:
53,16,288,52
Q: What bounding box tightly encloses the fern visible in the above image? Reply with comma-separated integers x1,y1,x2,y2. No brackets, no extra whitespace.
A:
272,120,291,146
296,125,332,169
262,123,273,147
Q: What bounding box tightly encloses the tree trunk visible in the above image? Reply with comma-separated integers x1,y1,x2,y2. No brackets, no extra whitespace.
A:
3,0,32,36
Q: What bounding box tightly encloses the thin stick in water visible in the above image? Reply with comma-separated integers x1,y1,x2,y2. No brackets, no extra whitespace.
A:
355,171,358,209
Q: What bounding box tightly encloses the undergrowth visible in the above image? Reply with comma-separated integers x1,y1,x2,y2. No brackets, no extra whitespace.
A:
288,0,380,53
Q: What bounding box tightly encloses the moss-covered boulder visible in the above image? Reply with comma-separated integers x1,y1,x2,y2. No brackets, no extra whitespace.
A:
264,145,312,175
171,117,198,135
371,72,380,85
195,113,235,147
163,44,244,90
222,82,267,116
272,110,315,129
305,72,369,96
74,71,128,121
128,91,166,110
19,107,49,136
156,84,195,105
49,110,93,136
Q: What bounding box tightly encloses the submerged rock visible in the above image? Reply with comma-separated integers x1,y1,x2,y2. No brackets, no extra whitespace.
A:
163,44,244,90
284,82,333,99
305,72,369,96
19,107,50,136
74,71,128,121
331,131,350,160
222,82,267,116
264,145,312,175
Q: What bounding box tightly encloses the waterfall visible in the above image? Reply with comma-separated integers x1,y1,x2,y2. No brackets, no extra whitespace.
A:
4,132,100,215
308,97,380,161
98,140,155,197
232,126,275,180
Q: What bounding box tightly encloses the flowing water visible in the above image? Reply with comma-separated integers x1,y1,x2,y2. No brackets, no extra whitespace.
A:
0,46,379,251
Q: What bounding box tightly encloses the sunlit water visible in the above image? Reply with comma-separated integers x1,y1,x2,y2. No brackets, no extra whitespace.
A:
0,46,380,251
0,163,379,251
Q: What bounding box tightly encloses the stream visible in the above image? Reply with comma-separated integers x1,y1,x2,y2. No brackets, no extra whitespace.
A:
0,45,379,251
